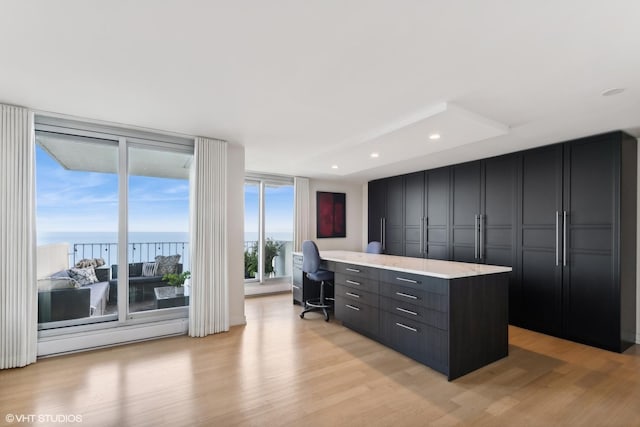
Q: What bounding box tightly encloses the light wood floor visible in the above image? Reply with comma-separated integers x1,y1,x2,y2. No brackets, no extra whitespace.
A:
1,293,639,427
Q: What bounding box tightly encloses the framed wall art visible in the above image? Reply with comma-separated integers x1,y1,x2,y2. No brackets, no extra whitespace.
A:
316,191,346,238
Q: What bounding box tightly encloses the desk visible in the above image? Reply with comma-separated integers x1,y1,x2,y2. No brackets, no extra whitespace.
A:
293,250,511,380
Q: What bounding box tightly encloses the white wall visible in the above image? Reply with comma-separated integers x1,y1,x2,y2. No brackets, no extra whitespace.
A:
227,143,246,326
308,179,364,252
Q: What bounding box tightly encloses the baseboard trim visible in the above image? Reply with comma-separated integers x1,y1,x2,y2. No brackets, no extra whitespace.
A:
230,314,247,326
37,318,188,357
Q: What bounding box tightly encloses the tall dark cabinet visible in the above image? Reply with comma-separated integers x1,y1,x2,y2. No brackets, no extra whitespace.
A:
450,156,517,267
367,130,637,353
367,176,403,255
404,172,425,258
450,162,481,263
368,179,386,245
516,144,563,333
424,167,451,260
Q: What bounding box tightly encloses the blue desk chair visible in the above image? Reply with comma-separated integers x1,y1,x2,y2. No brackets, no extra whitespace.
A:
366,241,383,254
300,240,334,321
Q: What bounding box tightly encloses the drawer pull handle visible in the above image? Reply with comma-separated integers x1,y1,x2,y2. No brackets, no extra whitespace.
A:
345,280,361,286
396,307,418,316
395,291,418,300
345,304,360,311
346,268,361,273
292,285,300,290
395,322,418,332
345,292,360,298
396,277,419,284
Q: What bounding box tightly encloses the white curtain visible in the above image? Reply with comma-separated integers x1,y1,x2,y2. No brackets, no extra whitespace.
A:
189,137,229,336
0,104,37,369
294,177,310,252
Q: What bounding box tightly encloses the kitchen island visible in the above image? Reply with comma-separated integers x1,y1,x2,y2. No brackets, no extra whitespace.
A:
295,250,512,380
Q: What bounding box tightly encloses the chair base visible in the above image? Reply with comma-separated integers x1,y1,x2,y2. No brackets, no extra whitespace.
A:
299,280,333,322
300,299,333,322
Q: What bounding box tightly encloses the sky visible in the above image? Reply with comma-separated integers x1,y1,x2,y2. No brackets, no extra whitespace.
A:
36,144,190,233
244,182,294,236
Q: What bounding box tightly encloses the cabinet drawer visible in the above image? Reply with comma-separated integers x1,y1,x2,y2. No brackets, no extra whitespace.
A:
335,284,379,308
380,270,447,295
334,272,379,294
380,283,448,312
293,255,303,267
380,296,447,330
334,262,379,280
335,296,379,337
380,311,448,374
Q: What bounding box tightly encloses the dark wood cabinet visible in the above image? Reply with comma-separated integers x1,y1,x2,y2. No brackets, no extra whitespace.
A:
404,172,425,258
385,176,404,256
332,259,509,380
450,157,517,266
450,161,482,263
368,179,386,245
516,144,563,333
367,130,637,353
425,167,450,260
561,133,636,351
515,133,636,352
367,176,403,255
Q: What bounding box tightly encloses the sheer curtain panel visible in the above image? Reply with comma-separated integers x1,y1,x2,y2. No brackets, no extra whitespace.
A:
294,177,310,252
0,104,37,369
189,137,229,336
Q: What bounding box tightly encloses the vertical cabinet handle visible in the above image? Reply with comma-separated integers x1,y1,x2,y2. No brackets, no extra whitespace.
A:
555,211,560,266
424,216,428,256
563,211,567,266
420,217,425,255
479,214,484,260
382,218,387,251
474,215,479,259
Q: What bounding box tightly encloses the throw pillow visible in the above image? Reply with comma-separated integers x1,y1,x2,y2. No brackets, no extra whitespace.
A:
142,262,157,277
155,254,181,276
67,267,99,286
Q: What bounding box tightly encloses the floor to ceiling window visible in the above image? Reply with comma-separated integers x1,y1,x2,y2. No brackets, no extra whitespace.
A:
244,174,294,292
35,116,193,330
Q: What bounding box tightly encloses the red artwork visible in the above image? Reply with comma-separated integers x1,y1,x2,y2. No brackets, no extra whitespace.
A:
317,192,346,238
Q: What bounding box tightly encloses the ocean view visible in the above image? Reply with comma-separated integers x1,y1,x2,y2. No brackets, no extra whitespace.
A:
38,231,294,270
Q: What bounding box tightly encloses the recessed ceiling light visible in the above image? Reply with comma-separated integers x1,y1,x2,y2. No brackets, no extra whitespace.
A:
429,133,441,140
370,152,379,158
601,88,625,97
331,164,338,169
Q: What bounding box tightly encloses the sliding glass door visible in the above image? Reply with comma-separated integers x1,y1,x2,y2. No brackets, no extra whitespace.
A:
35,132,119,326
35,118,193,330
243,175,294,287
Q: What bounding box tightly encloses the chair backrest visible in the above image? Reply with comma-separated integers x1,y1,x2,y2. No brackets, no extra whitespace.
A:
302,240,321,273
366,241,383,254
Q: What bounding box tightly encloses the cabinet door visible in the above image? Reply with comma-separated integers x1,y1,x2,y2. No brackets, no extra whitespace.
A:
450,162,481,263
518,145,563,334
425,167,450,260
385,176,404,256
404,172,424,258
368,179,386,244
563,136,618,349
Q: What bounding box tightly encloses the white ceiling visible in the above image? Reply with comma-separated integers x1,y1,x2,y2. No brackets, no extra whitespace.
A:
2,1,640,183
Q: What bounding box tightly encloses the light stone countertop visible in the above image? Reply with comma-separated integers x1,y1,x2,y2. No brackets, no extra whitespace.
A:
293,250,512,279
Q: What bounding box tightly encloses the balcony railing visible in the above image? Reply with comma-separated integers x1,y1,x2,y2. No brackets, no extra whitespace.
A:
72,242,189,268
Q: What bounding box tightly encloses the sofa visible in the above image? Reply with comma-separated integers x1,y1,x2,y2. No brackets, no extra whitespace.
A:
37,267,110,323
108,261,183,303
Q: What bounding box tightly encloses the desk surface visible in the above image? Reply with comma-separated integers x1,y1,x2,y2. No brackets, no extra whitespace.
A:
294,250,512,279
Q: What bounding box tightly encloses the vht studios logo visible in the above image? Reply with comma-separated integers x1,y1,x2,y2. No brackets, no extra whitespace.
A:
5,413,83,423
